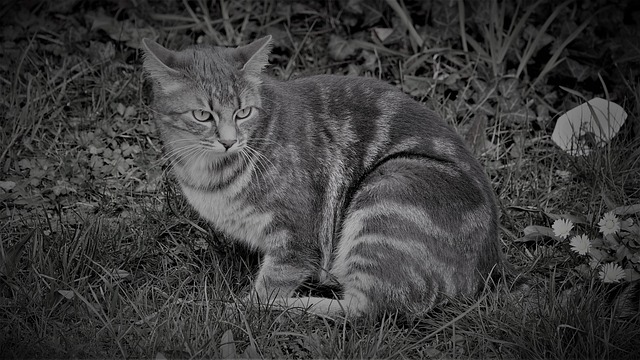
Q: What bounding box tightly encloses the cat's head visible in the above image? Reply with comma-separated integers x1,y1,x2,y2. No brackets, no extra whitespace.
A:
142,36,272,166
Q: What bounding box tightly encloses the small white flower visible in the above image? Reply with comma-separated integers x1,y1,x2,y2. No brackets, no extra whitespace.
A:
555,170,571,180
194,237,209,251
552,218,574,239
569,234,591,255
599,263,625,283
598,212,620,236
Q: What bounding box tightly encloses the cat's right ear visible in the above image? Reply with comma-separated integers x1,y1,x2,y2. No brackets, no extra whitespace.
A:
141,38,181,79
238,35,273,75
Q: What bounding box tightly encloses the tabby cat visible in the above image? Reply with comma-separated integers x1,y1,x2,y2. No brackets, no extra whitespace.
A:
142,35,503,318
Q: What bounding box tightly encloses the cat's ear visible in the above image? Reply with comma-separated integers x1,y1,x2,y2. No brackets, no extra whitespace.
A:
237,35,273,74
141,38,181,79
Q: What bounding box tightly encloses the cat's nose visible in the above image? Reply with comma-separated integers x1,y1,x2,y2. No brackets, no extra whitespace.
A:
219,139,237,150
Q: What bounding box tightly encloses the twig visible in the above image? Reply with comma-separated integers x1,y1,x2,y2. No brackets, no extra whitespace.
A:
457,0,469,62
219,0,236,44
384,0,423,52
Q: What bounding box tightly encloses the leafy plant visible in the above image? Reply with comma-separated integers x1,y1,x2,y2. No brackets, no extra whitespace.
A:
521,205,640,283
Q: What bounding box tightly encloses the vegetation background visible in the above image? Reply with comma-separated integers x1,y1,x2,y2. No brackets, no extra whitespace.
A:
1,0,639,358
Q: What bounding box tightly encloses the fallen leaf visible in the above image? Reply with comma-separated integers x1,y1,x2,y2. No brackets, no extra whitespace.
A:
57,289,75,300
552,98,627,156
498,78,520,98
612,204,640,216
87,40,115,61
373,27,394,42
0,230,33,278
360,50,377,71
241,344,260,359
544,212,587,225
0,181,16,191
328,35,357,61
17,159,33,169
86,11,157,49
117,103,126,116
624,268,640,281
220,329,237,359
464,113,492,155
566,58,591,82
515,225,556,242
111,269,131,279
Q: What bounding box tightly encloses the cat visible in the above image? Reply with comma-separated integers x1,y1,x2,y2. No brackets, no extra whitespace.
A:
141,35,503,318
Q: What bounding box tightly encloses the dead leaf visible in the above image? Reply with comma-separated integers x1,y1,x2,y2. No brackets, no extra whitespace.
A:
612,204,640,216
373,27,394,42
328,35,357,61
0,230,34,278
624,269,640,281
344,0,365,14
551,97,628,156
401,75,432,98
0,181,16,191
87,41,116,61
241,344,260,359
544,212,587,225
497,78,520,98
515,225,556,242
111,269,131,280
220,329,237,359
360,50,377,71
464,114,491,155
566,58,591,82
86,10,157,49
57,289,75,300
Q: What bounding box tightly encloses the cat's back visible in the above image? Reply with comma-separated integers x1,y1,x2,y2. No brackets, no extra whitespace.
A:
269,74,479,174
264,74,456,147
291,74,396,91
279,74,410,107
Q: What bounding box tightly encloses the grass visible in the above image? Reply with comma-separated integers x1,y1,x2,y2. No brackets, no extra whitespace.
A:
1,0,640,358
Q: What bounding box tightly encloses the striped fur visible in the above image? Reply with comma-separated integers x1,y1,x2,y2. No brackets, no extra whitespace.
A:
142,36,502,318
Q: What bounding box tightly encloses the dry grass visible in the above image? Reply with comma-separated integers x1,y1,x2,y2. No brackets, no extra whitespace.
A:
1,0,639,358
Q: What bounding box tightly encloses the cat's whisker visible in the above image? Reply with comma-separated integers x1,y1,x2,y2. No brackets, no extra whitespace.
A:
148,143,197,175
242,146,268,190
159,140,197,155
238,147,260,187
247,137,287,154
161,140,196,149
176,146,213,184
157,146,197,181
159,143,199,168
163,145,203,176
238,148,261,190
242,145,275,190
247,145,276,178
247,137,280,145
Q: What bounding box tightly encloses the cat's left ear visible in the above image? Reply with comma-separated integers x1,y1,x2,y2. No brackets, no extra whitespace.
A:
141,38,181,79
237,35,273,74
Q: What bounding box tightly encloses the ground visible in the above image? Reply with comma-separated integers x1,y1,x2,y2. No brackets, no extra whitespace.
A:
1,0,640,358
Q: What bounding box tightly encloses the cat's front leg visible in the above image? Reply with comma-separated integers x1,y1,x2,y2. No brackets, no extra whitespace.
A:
250,254,312,304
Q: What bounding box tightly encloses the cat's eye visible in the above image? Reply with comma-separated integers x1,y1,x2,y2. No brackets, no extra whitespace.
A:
235,107,252,120
192,110,213,122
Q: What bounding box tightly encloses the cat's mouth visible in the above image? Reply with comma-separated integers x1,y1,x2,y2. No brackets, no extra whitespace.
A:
200,139,244,155
218,139,239,152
